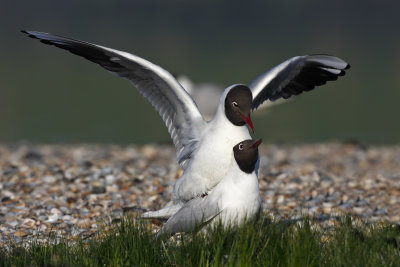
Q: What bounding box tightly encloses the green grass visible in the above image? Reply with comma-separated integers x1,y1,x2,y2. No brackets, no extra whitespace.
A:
1,216,399,266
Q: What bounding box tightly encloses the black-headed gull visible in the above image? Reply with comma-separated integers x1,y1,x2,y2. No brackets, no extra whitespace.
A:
156,139,262,237
176,74,286,120
23,31,350,210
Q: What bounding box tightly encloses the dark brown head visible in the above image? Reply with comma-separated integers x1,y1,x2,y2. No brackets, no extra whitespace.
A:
224,85,254,132
233,139,262,174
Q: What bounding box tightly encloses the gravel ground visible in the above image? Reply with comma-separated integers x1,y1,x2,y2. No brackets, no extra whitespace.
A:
1,142,400,245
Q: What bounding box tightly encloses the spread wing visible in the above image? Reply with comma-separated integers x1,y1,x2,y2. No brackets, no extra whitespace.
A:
156,197,221,237
23,30,206,168
249,55,350,110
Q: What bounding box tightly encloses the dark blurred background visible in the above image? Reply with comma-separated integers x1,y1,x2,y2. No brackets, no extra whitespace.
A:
1,1,399,144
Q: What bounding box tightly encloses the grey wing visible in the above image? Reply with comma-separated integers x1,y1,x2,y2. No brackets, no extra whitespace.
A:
249,55,350,110
23,30,206,169
157,197,221,236
141,203,182,220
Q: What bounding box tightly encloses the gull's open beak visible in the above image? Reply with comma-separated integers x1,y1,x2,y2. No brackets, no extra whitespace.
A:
250,138,262,149
240,113,254,133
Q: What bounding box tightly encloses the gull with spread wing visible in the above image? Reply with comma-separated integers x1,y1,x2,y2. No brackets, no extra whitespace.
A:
23,31,350,218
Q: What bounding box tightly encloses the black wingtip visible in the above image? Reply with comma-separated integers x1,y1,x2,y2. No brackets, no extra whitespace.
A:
21,30,37,39
345,63,351,70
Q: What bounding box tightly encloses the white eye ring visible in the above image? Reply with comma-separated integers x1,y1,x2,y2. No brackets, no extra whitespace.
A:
239,143,244,150
232,101,238,107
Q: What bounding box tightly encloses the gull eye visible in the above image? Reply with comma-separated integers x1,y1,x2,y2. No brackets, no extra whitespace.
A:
232,101,238,107
239,143,244,150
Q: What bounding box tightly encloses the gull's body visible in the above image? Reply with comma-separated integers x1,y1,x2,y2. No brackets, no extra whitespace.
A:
158,160,261,236
23,31,350,218
172,86,251,203
157,139,262,237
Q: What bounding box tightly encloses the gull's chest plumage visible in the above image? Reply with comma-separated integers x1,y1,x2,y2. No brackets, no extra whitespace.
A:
172,116,251,202
194,123,251,183
209,165,262,227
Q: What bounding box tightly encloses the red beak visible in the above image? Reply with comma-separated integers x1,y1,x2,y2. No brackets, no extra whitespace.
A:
240,113,254,133
250,138,262,149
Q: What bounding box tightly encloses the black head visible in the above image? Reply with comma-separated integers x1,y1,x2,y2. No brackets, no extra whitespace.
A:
233,139,262,174
224,85,254,132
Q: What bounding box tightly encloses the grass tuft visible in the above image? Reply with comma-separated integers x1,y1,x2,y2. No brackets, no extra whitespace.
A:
1,215,399,266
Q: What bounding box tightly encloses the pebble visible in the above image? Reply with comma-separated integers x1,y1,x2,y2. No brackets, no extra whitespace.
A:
47,214,59,223
92,186,106,194
13,231,28,237
43,175,56,184
50,208,62,215
21,218,36,228
0,143,399,247
7,220,19,228
105,175,116,184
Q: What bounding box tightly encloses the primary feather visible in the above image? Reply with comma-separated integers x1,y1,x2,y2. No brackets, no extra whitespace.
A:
22,30,206,169
249,55,350,110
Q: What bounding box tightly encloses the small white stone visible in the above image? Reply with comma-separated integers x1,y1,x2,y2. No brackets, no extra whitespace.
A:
47,214,59,223
43,175,56,184
8,220,19,227
50,208,62,215
353,207,364,214
105,174,116,184
21,218,36,228
322,202,334,208
277,195,285,203
39,224,47,231
62,215,73,221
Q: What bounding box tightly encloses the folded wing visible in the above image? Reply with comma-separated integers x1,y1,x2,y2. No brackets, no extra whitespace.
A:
23,31,206,168
156,197,221,237
249,55,350,110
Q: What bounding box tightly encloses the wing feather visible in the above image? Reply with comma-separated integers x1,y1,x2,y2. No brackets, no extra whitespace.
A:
23,30,206,168
249,55,350,110
157,197,221,236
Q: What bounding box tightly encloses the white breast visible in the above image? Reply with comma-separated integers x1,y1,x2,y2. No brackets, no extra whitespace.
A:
172,117,251,202
172,87,252,203
209,160,261,227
